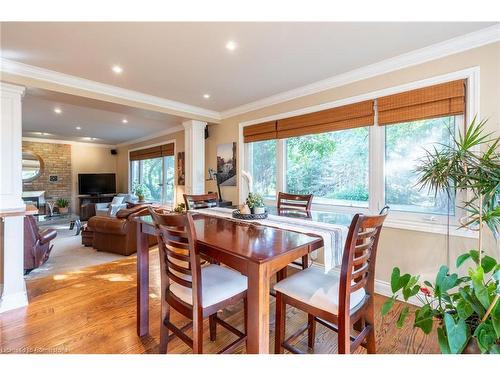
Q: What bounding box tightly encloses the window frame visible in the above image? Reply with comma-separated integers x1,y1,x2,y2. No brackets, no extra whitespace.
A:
128,140,176,208
240,67,480,238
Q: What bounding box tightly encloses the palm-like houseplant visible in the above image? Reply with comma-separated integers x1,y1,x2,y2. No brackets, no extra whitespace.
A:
381,117,500,353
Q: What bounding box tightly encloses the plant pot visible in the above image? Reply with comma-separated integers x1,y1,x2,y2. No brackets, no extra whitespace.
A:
58,207,69,214
137,195,145,202
462,339,481,354
253,206,266,214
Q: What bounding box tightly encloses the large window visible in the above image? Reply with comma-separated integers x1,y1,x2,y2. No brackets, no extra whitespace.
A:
285,127,369,207
248,140,277,198
384,116,456,215
130,154,175,205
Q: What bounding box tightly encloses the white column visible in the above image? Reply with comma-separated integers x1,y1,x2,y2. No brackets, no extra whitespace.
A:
0,82,27,313
182,120,207,195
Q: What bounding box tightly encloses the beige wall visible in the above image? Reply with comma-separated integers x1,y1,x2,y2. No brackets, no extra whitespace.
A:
205,42,500,282
71,143,118,212
116,130,185,206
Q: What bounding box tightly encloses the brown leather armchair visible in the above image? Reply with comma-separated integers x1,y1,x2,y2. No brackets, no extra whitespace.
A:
83,205,157,255
24,215,57,273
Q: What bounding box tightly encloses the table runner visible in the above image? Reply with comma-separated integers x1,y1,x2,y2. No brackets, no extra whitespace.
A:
193,207,348,273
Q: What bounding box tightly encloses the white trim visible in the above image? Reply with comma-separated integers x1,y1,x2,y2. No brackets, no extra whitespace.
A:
1,58,221,121
116,125,184,147
0,81,26,96
0,290,28,313
221,25,498,118
22,136,115,148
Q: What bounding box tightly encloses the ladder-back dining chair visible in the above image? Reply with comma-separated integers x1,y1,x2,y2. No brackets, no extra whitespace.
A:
148,207,248,354
274,210,388,354
183,193,219,210
277,192,313,270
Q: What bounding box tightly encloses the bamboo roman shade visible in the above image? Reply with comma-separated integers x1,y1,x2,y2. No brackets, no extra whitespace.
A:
243,121,277,143
378,79,466,126
276,100,375,139
130,143,175,161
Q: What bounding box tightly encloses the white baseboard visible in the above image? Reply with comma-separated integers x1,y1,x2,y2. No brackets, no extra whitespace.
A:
0,288,28,313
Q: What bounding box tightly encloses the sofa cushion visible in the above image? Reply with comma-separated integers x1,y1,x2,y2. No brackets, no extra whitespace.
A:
88,216,127,235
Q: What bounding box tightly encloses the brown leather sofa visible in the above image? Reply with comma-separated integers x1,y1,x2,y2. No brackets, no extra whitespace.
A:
24,215,57,273
82,205,157,255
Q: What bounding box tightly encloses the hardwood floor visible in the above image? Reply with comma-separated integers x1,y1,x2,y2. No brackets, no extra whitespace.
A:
0,250,439,354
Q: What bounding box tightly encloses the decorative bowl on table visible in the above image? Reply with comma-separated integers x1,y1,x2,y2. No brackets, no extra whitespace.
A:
232,209,268,220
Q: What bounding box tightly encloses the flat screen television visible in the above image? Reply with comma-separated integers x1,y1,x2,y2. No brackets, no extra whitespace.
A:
78,173,116,195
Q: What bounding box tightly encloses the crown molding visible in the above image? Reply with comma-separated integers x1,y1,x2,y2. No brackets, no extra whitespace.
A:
0,58,221,121
220,24,500,119
115,125,184,148
22,136,116,148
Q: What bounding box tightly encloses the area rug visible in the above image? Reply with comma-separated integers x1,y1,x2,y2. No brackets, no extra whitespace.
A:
25,225,134,280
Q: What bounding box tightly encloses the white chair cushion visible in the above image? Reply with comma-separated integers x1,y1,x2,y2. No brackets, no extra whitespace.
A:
111,196,125,205
169,264,247,308
274,267,366,315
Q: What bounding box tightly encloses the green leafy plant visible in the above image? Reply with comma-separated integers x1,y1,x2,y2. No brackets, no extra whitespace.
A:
173,202,186,214
246,192,264,209
132,183,147,200
56,198,69,208
382,117,500,353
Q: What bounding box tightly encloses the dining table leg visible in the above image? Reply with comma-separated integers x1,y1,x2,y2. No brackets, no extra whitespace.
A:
246,261,271,354
137,222,150,336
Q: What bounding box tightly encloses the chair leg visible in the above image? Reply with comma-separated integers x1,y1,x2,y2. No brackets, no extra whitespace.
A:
365,305,376,354
307,314,316,349
159,303,170,354
337,317,351,354
274,292,285,354
244,297,248,352
192,309,203,354
209,313,217,342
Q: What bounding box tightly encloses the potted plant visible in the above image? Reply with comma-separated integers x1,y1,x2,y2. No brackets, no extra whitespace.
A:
56,198,70,214
381,118,500,353
173,202,186,214
133,183,147,202
246,192,265,214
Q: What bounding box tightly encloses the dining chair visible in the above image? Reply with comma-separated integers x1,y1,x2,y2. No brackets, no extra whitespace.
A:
277,192,313,211
183,193,219,210
277,192,313,270
148,207,248,354
274,210,388,354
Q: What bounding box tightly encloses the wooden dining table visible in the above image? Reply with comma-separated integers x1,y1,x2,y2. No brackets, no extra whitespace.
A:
134,206,353,353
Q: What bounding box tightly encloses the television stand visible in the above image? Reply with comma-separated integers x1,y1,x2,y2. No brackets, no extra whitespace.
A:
78,194,115,221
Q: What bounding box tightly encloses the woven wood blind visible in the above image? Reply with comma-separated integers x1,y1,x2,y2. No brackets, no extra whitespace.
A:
130,143,174,161
243,121,277,143
378,80,466,126
276,100,374,139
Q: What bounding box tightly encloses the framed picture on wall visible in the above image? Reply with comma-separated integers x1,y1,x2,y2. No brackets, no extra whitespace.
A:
177,151,185,186
216,142,237,186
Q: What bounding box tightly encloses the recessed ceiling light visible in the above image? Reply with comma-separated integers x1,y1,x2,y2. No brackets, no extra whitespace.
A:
112,65,123,74
84,137,97,141
75,126,82,130
225,40,237,51
203,94,210,99
54,107,62,114
122,119,128,124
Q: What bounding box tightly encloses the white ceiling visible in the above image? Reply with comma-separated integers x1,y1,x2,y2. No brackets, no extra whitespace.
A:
2,22,496,112
22,89,183,145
